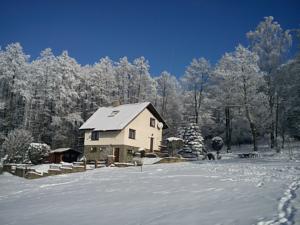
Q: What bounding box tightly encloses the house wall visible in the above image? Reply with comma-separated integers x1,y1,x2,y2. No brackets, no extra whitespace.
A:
83,145,138,163
123,108,163,151
84,130,125,146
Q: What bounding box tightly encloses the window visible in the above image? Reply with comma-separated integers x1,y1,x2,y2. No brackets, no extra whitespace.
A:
127,149,133,155
150,118,155,127
108,110,120,117
91,131,100,140
129,129,136,139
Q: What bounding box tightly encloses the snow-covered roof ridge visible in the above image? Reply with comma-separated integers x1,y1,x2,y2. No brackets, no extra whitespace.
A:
79,101,167,131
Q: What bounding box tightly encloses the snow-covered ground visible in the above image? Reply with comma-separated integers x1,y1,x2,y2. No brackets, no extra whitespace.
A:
0,155,300,225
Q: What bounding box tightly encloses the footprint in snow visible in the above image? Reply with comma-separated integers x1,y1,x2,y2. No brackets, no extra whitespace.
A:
257,182,264,187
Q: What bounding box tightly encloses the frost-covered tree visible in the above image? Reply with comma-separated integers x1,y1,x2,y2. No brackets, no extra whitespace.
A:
0,43,30,135
182,58,211,124
247,16,292,148
156,71,184,136
0,129,33,163
28,48,58,143
89,57,117,107
215,45,267,151
132,57,152,102
115,57,133,103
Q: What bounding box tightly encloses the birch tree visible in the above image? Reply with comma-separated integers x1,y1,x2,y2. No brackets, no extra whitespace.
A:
215,45,267,151
247,16,292,148
182,58,211,124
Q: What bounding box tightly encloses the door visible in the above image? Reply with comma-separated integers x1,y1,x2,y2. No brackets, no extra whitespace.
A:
150,138,154,152
114,148,120,162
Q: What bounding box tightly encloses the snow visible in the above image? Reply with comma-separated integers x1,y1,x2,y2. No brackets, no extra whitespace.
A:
0,156,300,225
30,163,75,174
79,102,151,131
166,137,183,142
142,157,161,165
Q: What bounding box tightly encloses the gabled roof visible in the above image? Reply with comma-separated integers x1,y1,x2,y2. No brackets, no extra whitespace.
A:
79,102,168,131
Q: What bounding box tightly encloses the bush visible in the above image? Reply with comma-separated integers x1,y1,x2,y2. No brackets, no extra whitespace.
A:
28,143,51,165
211,136,224,151
0,129,33,163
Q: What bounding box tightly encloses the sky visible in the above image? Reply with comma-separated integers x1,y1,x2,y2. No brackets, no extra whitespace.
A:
0,0,299,76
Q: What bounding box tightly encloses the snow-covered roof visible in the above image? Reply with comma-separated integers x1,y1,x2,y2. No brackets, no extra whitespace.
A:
79,102,168,131
50,148,80,153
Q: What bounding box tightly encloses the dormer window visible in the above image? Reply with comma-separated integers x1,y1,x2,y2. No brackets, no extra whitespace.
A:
108,110,120,117
150,118,155,127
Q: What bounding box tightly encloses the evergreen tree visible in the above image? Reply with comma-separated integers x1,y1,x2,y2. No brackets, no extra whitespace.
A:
181,123,204,158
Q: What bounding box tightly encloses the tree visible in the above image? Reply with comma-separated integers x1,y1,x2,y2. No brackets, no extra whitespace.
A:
89,57,117,107
0,43,30,135
181,58,211,124
247,16,292,148
0,129,33,163
156,71,184,136
28,48,58,143
181,123,204,158
115,57,133,103
215,45,267,151
132,57,152,103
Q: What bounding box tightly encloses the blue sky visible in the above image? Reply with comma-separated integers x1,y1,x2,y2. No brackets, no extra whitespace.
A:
0,0,299,76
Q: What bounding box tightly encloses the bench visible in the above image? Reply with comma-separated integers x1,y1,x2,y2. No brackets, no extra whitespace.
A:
237,153,260,158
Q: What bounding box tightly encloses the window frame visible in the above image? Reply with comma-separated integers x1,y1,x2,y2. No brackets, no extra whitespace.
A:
129,129,136,139
91,131,100,140
150,117,156,127
108,110,120,117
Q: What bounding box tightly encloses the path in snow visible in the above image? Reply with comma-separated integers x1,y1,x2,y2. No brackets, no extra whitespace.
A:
257,179,300,225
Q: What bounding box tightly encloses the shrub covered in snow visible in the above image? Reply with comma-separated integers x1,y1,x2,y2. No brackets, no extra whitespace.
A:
28,143,51,165
211,136,224,151
0,129,33,163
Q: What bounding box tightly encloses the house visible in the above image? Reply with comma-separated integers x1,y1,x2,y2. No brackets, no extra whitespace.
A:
79,102,168,163
48,148,81,163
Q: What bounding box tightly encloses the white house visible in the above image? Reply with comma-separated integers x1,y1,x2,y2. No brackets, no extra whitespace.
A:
79,102,168,163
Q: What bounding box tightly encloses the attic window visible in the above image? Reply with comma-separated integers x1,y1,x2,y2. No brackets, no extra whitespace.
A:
150,118,155,127
108,110,120,117
129,129,136,139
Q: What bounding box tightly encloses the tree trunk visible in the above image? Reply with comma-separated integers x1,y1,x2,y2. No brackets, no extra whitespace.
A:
194,88,199,124
225,106,232,152
275,93,279,147
245,108,257,151
242,75,257,151
267,75,275,149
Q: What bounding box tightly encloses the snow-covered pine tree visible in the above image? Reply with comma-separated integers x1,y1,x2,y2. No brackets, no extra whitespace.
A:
180,123,204,158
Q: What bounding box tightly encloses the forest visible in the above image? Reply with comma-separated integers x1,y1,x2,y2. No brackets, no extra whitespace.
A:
0,16,300,154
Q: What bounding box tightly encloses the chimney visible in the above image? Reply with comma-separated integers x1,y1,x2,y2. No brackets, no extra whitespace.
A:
112,100,121,107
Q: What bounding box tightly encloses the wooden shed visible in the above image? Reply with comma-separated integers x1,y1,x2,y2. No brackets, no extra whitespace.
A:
48,148,81,163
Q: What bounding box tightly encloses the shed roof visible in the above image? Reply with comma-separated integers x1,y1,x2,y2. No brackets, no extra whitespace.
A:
79,102,168,131
50,148,80,153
